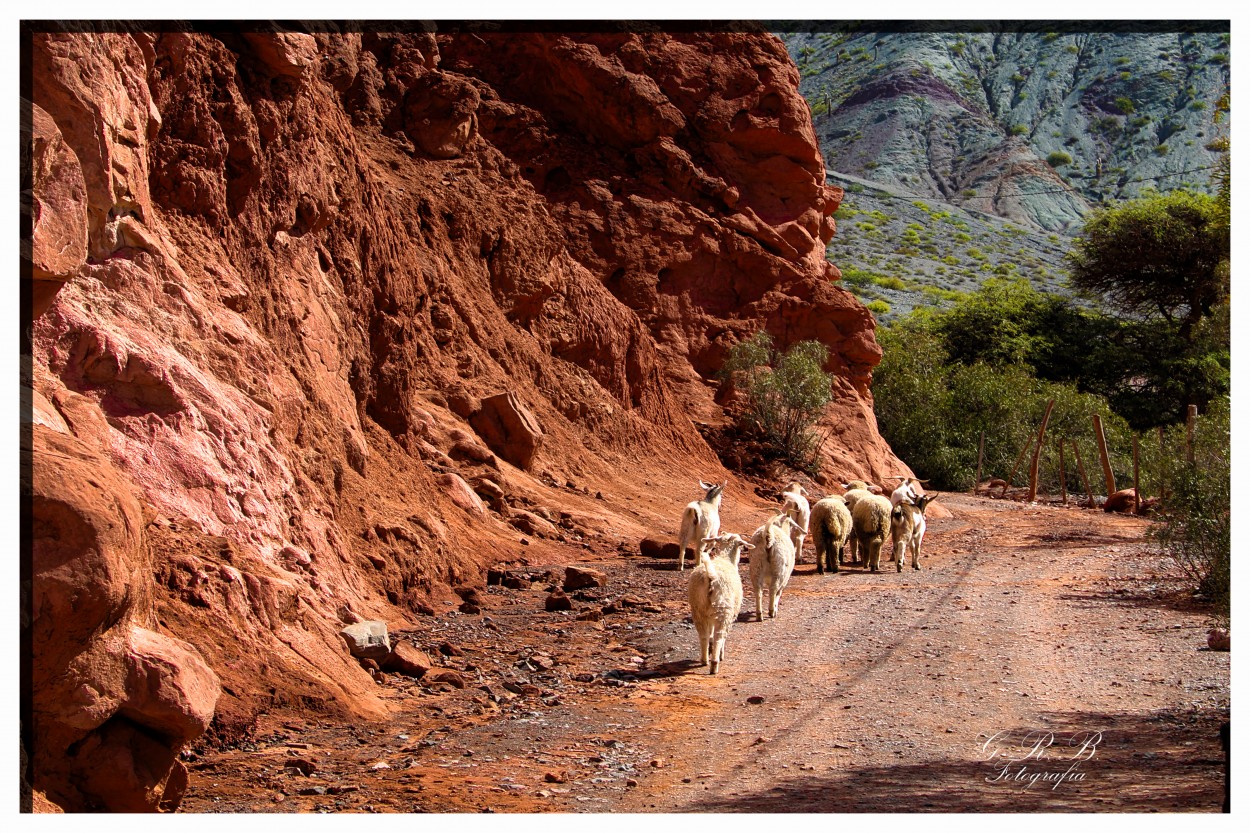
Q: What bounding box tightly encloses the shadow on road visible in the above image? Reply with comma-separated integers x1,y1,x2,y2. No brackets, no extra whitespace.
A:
689,707,1227,812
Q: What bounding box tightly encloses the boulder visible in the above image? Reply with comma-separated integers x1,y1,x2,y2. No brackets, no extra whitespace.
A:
26,102,87,319
470,391,543,471
545,591,573,612
640,538,682,559
242,31,319,80
1104,489,1140,514
381,643,433,678
402,71,480,160
339,621,391,661
425,669,467,689
470,477,506,502
509,509,561,538
437,473,486,514
563,566,607,591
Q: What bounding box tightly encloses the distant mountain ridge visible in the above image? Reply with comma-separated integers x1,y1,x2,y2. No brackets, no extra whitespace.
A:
780,23,1230,233
775,23,1229,321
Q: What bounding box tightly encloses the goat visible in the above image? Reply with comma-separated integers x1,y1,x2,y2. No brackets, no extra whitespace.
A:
809,496,852,573
678,480,725,571
851,494,893,572
886,476,929,507
779,481,810,561
687,533,751,674
890,494,937,571
749,514,798,621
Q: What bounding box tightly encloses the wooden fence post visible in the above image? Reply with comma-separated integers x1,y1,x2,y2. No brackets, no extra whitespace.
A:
975,431,985,493
1092,413,1116,497
1132,436,1141,515
1071,440,1095,508
1059,439,1067,505
1028,399,1056,503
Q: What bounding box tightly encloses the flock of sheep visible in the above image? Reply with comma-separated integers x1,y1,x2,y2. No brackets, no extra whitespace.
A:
677,478,938,674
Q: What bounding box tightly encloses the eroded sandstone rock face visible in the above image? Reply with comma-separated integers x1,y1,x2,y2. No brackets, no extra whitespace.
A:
25,425,220,812
24,26,908,810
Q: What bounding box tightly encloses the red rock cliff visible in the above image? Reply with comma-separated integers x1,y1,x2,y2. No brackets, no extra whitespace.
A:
23,25,904,810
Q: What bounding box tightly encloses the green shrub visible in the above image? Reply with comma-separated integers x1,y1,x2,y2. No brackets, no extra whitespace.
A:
1189,100,1208,111
1009,124,1029,136
1114,96,1135,114
1155,143,1170,156
718,333,833,473
1148,397,1230,625
838,266,875,286
871,276,908,291
866,300,891,315
874,321,1137,493
1047,151,1073,167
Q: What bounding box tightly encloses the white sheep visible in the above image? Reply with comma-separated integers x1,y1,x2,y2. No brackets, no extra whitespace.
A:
891,494,937,572
687,533,751,674
749,514,798,621
886,476,929,507
779,481,810,561
840,481,874,564
809,495,852,573
851,494,893,572
678,480,726,571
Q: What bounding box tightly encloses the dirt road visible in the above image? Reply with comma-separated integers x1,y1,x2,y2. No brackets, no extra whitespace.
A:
180,494,1229,813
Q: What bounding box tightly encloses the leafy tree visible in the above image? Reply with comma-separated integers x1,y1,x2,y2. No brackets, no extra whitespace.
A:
1066,191,1229,340
719,333,833,472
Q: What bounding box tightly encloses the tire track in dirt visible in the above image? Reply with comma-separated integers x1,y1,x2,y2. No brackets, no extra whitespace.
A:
614,495,1228,812
178,495,1228,813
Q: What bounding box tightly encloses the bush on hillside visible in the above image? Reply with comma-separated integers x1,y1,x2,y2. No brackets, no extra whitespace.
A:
1148,397,1230,625
718,332,833,473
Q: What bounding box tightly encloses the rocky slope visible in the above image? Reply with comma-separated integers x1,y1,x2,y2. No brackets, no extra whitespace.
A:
22,26,907,811
775,24,1230,321
782,24,1231,232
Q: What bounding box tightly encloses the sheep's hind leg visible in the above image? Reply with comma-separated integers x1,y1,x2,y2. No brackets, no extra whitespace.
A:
710,631,727,674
